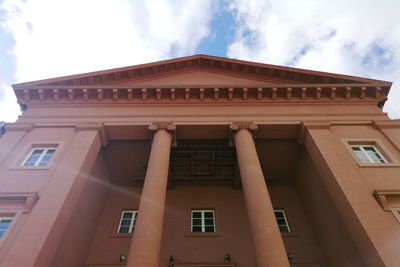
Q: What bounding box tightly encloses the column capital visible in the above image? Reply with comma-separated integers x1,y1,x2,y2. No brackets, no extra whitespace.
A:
372,120,400,130
229,122,258,146
297,121,331,145
4,123,33,132
148,122,176,132
149,122,176,147
76,124,108,147
229,121,258,132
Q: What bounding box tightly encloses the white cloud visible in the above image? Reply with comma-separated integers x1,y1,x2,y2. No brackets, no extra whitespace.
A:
1,0,215,82
227,0,400,119
0,0,215,122
0,84,20,122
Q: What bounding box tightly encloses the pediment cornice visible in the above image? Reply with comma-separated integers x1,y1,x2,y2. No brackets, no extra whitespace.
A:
12,55,391,105
14,83,388,105
13,54,391,88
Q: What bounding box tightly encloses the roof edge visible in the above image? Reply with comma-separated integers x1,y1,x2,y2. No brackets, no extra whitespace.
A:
12,54,392,88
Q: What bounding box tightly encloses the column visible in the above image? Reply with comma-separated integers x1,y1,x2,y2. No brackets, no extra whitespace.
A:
127,123,174,267
231,123,290,267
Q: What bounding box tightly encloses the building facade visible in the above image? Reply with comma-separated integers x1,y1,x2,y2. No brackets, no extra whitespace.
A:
0,55,400,267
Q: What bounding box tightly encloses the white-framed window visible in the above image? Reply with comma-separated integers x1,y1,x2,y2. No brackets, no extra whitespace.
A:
350,145,387,164
22,147,57,167
191,210,216,233
0,216,14,239
274,209,291,233
117,210,138,234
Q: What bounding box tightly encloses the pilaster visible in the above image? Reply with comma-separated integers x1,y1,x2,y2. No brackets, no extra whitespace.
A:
1,125,104,267
303,124,400,267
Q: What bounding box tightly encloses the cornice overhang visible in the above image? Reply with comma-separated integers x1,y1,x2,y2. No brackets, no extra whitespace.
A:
12,55,392,106
13,83,389,105
12,55,392,88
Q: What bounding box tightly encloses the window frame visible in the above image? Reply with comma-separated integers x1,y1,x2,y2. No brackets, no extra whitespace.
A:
21,146,57,167
117,210,138,234
0,216,14,239
350,145,387,164
344,139,399,167
0,211,21,248
191,209,216,233
274,209,291,233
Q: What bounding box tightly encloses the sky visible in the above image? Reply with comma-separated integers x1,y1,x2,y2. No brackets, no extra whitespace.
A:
0,0,399,122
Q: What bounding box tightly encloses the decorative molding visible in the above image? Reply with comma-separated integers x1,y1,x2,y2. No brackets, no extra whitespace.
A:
0,192,39,213
14,84,390,105
229,121,258,145
149,122,177,147
172,263,236,267
372,120,400,129
148,122,176,131
229,121,258,131
75,124,108,146
33,122,76,128
297,121,331,145
373,190,400,211
12,55,392,90
4,123,33,132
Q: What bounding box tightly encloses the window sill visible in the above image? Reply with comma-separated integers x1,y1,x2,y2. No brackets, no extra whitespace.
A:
109,232,133,238
173,262,235,267
7,166,52,170
184,232,222,237
281,232,299,237
356,162,400,167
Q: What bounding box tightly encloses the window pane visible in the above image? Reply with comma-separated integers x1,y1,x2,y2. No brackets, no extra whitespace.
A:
192,212,201,218
118,211,136,234
351,145,387,164
24,151,42,166
38,150,54,166
204,226,215,232
120,219,131,226
0,218,12,239
191,210,215,233
277,218,287,225
204,219,214,225
46,149,56,155
118,226,130,233
274,210,290,233
354,150,370,163
364,148,385,163
204,212,214,218
192,219,202,225
0,220,11,229
123,212,133,219
32,149,44,155
192,226,202,232
279,226,290,233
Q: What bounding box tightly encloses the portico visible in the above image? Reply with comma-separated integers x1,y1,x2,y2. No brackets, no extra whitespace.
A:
124,122,290,267
1,55,399,267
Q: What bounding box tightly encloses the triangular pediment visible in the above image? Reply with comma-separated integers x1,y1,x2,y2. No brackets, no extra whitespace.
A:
13,54,391,89
108,69,284,86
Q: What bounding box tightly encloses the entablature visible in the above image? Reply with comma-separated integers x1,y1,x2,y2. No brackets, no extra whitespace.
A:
14,83,389,105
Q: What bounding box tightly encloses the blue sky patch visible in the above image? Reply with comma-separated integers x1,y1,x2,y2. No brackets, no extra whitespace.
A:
195,3,236,57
